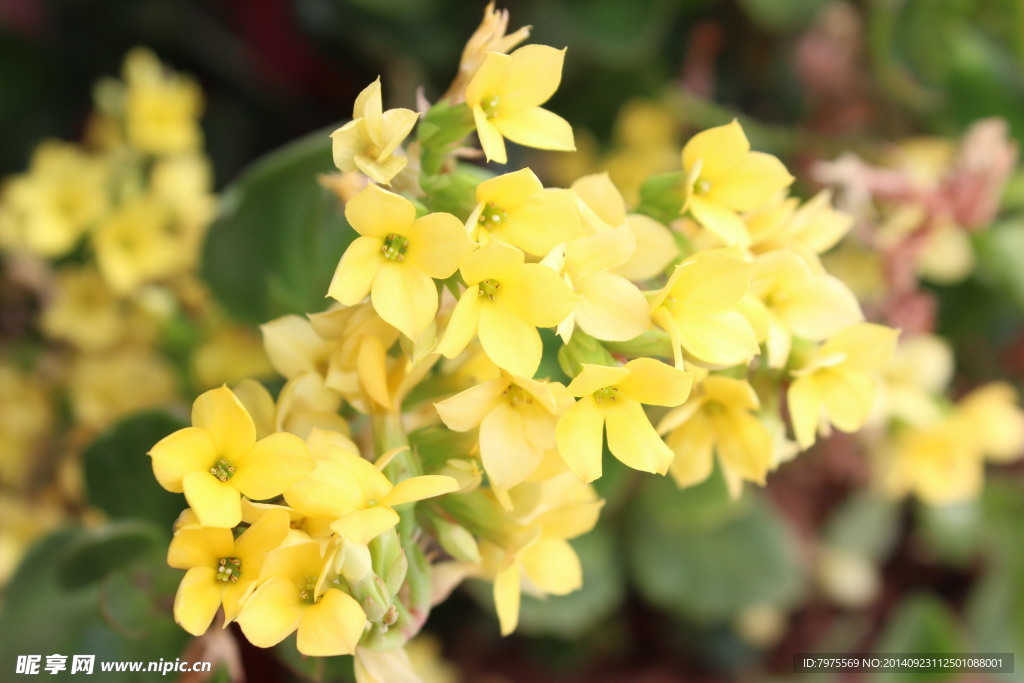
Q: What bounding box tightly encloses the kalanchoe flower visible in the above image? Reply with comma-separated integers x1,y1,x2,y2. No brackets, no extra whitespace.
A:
148,386,315,528
465,44,575,164
442,1,532,103
331,78,419,186
327,184,474,341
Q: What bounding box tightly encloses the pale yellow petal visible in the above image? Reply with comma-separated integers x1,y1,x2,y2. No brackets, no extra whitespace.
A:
506,263,575,328
473,107,507,164
174,567,223,636
192,386,257,461
821,370,875,433
566,224,634,276
677,309,759,366
374,108,418,159
706,151,793,212
331,506,401,545
237,576,302,648
787,376,822,450
386,475,459,506
666,416,716,487
521,538,581,595
565,364,631,397
615,214,678,281
688,196,750,247
669,251,752,312
572,173,626,227
494,107,575,152
682,119,750,178
435,377,508,431
465,51,511,107
406,212,475,279
782,276,863,341
502,45,566,109
478,302,542,377
616,358,692,407
183,471,242,528
460,238,524,285
353,155,407,186
353,78,382,124
494,564,521,636
234,507,292,561
822,324,900,375
477,168,544,207
327,236,382,305
297,589,366,656
712,410,772,483
501,189,582,256
702,376,760,411
575,272,650,342
480,402,544,489
345,183,415,239
605,400,674,475
233,432,315,501
357,335,391,409
149,427,217,493
371,262,437,340
436,287,482,359
168,527,234,569
555,396,605,482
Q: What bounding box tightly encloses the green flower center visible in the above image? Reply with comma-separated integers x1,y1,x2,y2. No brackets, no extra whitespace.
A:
504,384,534,408
478,278,502,302
216,557,242,583
481,95,501,119
477,202,509,227
299,576,322,604
593,386,620,404
365,497,379,507
381,233,410,262
694,178,712,196
209,458,236,482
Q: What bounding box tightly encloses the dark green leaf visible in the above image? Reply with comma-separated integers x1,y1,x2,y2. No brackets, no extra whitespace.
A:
872,594,962,683
56,520,163,590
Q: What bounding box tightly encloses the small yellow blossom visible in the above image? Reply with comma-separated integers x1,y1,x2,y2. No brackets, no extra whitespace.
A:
122,48,204,155
331,78,418,185
436,240,575,377
747,190,853,255
681,120,794,246
435,373,568,489
872,334,953,427
468,168,581,257
91,195,185,294
659,376,772,496
260,314,333,381
68,348,178,430
40,267,125,351
465,44,575,164
237,541,366,656
788,323,899,450
556,358,692,482
0,363,52,487
649,250,759,368
168,507,290,635
327,184,474,340
149,386,315,528
442,1,531,103
285,446,458,545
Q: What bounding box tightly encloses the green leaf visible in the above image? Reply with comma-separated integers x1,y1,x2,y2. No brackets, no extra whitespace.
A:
872,594,962,683
56,520,164,590
82,411,187,531
915,499,982,566
201,129,356,324
636,171,688,225
974,218,1024,311
737,0,830,33
626,472,804,622
517,525,625,638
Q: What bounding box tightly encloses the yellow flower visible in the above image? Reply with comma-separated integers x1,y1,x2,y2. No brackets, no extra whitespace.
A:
788,323,899,450
91,195,184,294
747,190,852,255
0,141,108,257
468,168,581,257
68,348,178,430
435,374,568,490
260,314,334,381
40,266,125,351
0,363,53,487
543,225,651,343
327,184,473,340
237,541,366,656
149,386,315,528
465,44,575,164
442,1,531,103
649,250,759,368
659,376,772,496
570,172,678,281
285,446,459,545
872,334,953,427
167,507,290,635
191,325,273,390
748,249,863,368
122,48,203,155
681,120,793,246
555,358,692,482
436,240,575,377
331,78,418,185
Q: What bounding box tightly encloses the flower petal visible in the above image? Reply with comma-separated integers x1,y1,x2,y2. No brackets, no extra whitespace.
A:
677,309,759,366
576,272,650,342
555,396,605,482
605,400,674,475
615,214,678,281
494,107,575,152
787,376,822,450
192,386,257,461
296,588,366,657
345,183,415,239
174,566,222,636
473,107,507,164
436,286,482,359
406,212,475,280
386,474,460,506
668,250,753,312
435,377,508,431
465,52,511,108
371,262,437,340
520,538,581,595
168,526,234,570
477,168,544,208
688,196,750,247
494,564,521,636
821,370,876,433
617,358,692,407
682,119,749,179
565,364,631,397
233,432,315,501
149,427,217,493
327,236,383,305
712,410,772,483
666,415,716,488
237,575,302,648
183,471,243,528
480,402,543,489
502,45,566,109
460,239,525,285
478,302,542,378
506,263,576,329
707,151,793,212
330,506,401,545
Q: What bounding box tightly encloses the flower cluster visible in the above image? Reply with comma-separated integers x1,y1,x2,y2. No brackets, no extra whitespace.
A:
145,5,929,675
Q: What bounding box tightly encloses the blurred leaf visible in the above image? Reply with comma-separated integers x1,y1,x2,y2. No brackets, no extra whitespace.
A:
974,218,1024,311
872,594,962,683
83,411,187,531
517,525,625,638
636,171,687,225
56,520,164,590
915,500,981,567
823,492,900,562
202,129,355,325
737,0,830,33
626,471,804,623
